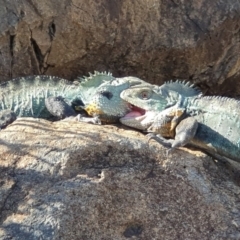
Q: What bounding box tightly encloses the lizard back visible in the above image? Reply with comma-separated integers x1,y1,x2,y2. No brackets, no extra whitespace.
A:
0,75,78,118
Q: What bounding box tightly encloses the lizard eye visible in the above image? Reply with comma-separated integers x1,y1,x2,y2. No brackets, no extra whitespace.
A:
99,91,113,100
141,91,149,100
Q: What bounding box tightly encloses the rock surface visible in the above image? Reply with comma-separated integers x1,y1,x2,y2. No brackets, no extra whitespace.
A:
1,0,240,96
0,118,240,239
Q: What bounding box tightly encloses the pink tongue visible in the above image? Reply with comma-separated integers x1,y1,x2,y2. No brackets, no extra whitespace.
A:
124,111,142,117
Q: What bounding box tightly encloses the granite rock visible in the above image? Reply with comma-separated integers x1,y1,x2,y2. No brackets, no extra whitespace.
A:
1,0,240,95
0,118,239,239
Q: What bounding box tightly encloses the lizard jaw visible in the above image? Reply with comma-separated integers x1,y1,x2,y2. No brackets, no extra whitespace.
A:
120,104,156,130
122,104,146,119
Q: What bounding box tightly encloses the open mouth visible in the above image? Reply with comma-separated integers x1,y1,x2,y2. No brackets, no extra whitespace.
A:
120,103,155,130
123,104,146,119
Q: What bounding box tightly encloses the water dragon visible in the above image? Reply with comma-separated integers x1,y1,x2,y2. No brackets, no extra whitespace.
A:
0,72,146,128
119,82,240,163
34,73,237,163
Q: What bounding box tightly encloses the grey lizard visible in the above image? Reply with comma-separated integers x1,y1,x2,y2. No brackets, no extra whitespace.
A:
0,72,115,128
119,81,240,162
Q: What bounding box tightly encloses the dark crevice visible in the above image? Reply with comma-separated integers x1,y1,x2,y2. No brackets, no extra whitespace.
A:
10,35,15,57
30,37,44,73
20,10,25,18
9,35,15,79
48,21,56,41
43,20,56,73
30,20,56,74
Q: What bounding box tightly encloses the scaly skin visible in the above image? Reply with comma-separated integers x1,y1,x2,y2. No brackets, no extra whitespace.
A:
0,75,79,118
0,72,148,128
82,76,149,123
0,72,114,118
119,80,201,131
120,83,240,162
0,72,117,127
85,80,200,124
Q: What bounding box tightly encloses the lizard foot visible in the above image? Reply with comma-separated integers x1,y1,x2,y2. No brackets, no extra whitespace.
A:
76,114,102,125
147,133,177,157
146,133,172,148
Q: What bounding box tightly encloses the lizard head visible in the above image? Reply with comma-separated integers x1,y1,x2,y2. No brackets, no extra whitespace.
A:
82,76,146,123
119,85,169,130
120,85,169,112
119,80,199,130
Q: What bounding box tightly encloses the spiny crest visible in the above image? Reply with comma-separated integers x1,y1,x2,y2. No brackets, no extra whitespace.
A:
158,79,202,97
77,71,114,86
77,71,115,105
0,75,72,92
202,95,240,104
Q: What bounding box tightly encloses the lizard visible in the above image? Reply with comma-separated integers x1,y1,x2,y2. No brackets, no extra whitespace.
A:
0,72,147,128
80,79,200,126
81,79,201,126
119,82,240,163
0,72,115,128
119,80,201,131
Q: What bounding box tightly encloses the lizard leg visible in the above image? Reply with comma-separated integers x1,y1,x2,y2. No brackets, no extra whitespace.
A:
45,96,76,119
0,109,17,129
173,117,198,148
76,114,102,125
147,133,173,147
147,133,176,157
147,117,198,150
45,96,102,124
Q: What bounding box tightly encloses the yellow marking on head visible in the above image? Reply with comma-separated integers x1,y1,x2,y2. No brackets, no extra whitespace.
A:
84,103,104,116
